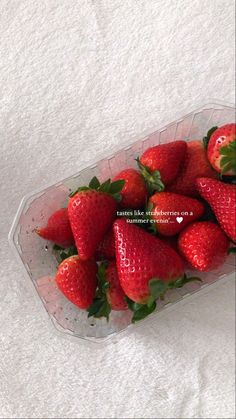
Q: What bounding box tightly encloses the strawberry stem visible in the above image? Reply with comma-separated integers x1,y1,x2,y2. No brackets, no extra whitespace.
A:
136,157,165,194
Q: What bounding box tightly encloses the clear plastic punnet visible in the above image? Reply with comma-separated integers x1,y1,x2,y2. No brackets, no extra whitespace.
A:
8,102,235,343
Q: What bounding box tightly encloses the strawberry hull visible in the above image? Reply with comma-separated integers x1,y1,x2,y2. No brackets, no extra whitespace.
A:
9,102,235,342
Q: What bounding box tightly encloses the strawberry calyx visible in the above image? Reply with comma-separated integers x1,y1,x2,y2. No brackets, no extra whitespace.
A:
53,244,78,263
219,140,236,175
136,157,165,194
127,275,202,323
87,262,111,320
228,247,236,254
69,176,125,202
203,126,218,149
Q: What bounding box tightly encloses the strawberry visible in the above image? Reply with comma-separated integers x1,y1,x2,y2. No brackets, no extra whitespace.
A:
196,177,236,242
204,124,236,176
87,261,127,319
113,168,148,209
137,140,187,192
149,192,204,236
113,219,200,321
55,256,97,309
168,140,217,196
36,208,74,248
96,228,116,260
68,177,124,260
178,221,229,271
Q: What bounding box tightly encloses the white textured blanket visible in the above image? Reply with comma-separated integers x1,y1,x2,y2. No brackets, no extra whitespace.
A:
0,1,235,418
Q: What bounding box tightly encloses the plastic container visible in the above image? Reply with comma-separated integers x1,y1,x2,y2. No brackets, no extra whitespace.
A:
8,101,235,343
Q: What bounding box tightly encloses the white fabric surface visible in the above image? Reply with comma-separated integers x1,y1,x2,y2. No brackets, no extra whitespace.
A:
0,1,235,418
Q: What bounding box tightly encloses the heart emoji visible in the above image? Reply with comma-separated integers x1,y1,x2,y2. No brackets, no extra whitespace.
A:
176,217,183,224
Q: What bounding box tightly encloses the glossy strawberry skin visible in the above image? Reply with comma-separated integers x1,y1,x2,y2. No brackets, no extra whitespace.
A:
68,190,117,260
106,261,127,310
196,177,236,242
55,256,98,309
96,228,116,260
207,124,236,175
113,168,148,209
140,140,187,185
168,140,217,196
36,208,74,248
178,222,229,271
113,219,184,303
149,192,204,236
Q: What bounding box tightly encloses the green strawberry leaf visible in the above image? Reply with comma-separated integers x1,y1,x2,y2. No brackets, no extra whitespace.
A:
125,296,136,311
95,300,111,320
109,179,125,194
219,140,236,175
53,244,78,263
112,193,122,202
147,223,157,235
221,162,235,175
102,281,110,292
53,244,63,251
168,274,202,289
87,299,105,317
98,179,111,193
131,301,156,323
228,247,236,254
203,126,218,149
87,298,111,320
136,157,165,194
125,295,157,323
89,176,100,189
149,278,168,299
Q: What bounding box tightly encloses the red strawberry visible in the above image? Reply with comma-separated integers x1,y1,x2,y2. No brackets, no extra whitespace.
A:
138,140,187,192
96,228,116,260
87,261,127,319
36,208,74,248
196,177,236,242
68,191,116,260
204,124,236,175
55,256,97,309
168,140,217,196
106,261,128,310
68,177,123,260
113,219,182,301
113,219,200,321
149,192,204,236
178,221,229,271
113,168,148,209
